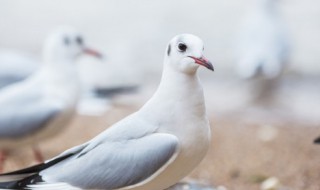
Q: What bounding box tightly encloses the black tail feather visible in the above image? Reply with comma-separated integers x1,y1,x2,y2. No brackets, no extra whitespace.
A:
314,136,320,144
0,174,43,189
0,154,74,189
0,154,72,176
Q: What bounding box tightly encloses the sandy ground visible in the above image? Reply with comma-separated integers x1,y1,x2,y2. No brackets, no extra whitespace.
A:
2,74,320,190
3,100,320,190
1,63,319,190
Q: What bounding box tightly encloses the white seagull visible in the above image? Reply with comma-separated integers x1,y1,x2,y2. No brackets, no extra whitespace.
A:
0,34,213,190
235,0,290,79
0,26,101,171
0,48,138,116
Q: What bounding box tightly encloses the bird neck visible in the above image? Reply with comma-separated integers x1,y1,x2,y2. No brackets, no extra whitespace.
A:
142,62,206,118
159,63,199,93
38,60,80,88
43,46,75,64
35,62,80,103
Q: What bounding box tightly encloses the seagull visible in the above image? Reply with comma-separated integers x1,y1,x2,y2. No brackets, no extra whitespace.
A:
0,48,138,116
0,26,101,171
0,34,213,190
235,0,290,104
235,0,290,79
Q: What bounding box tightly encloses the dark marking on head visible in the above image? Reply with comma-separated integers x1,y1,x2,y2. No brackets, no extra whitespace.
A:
76,36,83,45
167,44,171,56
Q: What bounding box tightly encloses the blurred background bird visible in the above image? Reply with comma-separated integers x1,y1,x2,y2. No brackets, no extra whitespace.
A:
0,26,102,172
235,0,290,104
0,46,138,117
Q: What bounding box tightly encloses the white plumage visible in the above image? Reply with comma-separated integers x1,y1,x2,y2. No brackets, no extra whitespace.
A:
0,34,213,190
0,26,101,169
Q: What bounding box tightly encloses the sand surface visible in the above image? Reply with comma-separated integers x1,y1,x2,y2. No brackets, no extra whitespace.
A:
3,101,319,190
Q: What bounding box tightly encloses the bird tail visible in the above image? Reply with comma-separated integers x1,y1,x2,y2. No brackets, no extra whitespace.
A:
314,136,320,144
0,154,72,189
0,160,48,189
0,173,43,189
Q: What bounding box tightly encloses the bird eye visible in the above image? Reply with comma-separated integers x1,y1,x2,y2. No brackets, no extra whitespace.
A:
64,37,70,45
177,43,187,52
76,36,83,45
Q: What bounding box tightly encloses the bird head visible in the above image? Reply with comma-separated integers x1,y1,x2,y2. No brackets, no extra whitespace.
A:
165,34,213,74
43,26,102,63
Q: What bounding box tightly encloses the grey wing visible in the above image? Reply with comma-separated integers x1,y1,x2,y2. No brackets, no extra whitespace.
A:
40,133,179,190
0,88,63,138
0,51,38,88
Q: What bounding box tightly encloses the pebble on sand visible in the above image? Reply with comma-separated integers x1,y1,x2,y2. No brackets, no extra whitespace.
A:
167,181,217,190
261,177,280,190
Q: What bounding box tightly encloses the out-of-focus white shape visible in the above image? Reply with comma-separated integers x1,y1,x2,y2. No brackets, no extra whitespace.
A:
76,93,112,116
76,84,139,116
257,124,278,142
168,180,217,190
235,0,290,79
261,177,280,190
216,186,227,190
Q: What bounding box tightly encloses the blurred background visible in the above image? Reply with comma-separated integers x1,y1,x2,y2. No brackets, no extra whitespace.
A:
0,0,319,189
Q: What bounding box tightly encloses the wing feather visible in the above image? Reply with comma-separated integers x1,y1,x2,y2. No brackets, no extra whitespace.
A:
41,133,179,190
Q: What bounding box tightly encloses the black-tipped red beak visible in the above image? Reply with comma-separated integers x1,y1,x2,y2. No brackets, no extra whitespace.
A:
188,56,214,71
83,48,103,59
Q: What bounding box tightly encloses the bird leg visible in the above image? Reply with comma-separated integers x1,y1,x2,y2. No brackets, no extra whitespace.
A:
0,150,7,173
32,146,44,163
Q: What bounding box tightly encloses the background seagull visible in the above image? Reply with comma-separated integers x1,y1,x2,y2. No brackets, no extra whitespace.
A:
0,26,101,171
0,49,138,116
0,34,213,190
235,0,290,79
235,0,290,103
